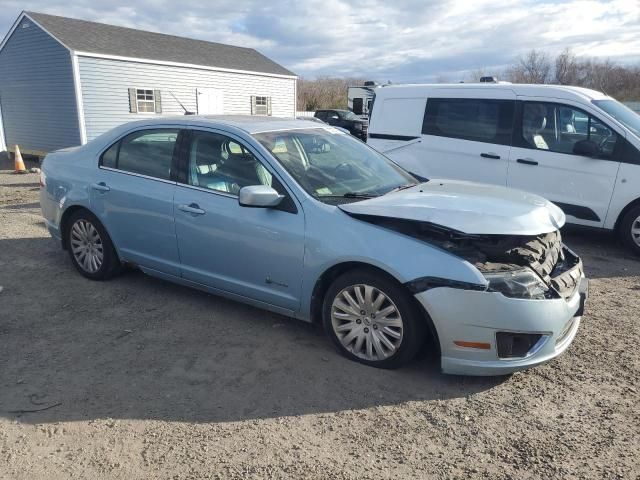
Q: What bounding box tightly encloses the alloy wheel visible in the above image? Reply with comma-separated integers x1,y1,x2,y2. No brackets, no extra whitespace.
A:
70,219,104,273
331,284,404,361
632,214,640,248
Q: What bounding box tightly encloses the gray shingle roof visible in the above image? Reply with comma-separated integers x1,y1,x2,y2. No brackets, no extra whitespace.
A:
25,11,295,77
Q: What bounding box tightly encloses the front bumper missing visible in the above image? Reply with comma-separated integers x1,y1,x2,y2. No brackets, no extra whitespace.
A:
414,275,587,376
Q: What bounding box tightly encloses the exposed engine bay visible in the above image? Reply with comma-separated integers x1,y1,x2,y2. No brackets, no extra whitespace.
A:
350,214,583,299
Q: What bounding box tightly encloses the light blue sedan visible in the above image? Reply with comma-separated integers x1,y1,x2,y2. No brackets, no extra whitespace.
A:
40,116,587,375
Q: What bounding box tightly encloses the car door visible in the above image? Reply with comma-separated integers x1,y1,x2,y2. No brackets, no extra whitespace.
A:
325,111,342,127
173,128,305,312
507,99,621,227
91,128,182,275
315,111,328,122
412,88,515,185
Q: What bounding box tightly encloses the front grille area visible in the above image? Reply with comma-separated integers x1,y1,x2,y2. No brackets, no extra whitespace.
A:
472,231,583,300
549,247,583,300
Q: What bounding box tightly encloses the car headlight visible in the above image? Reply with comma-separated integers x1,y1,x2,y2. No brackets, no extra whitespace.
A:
483,268,549,300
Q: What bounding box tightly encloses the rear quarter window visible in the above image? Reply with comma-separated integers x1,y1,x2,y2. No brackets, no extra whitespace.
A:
377,98,426,135
422,98,514,145
100,142,118,168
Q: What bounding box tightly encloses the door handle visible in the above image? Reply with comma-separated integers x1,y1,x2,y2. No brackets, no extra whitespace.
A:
91,182,110,192
178,203,206,215
480,153,501,159
517,158,539,166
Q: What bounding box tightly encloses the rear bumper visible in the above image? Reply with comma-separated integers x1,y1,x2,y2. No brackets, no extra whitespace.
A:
40,188,63,246
415,276,587,376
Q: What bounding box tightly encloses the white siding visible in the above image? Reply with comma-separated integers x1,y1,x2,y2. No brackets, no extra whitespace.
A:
78,56,296,141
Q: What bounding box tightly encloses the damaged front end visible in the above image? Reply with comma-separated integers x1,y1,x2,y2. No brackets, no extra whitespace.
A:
350,214,583,301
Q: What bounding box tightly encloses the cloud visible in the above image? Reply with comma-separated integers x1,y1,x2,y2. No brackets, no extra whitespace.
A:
0,0,638,81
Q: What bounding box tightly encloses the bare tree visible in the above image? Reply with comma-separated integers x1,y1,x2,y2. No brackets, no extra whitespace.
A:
506,49,552,84
554,48,580,85
297,77,365,111
502,49,640,100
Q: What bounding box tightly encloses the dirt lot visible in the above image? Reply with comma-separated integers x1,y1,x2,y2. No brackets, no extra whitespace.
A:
0,153,639,479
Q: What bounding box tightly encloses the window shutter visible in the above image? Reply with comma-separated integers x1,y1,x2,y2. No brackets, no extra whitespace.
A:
128,88,138,113
250,96,256,115
267,97,272,116
154,90,162,113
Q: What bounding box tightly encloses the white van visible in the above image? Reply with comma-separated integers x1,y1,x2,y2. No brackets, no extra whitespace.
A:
367,84,640,254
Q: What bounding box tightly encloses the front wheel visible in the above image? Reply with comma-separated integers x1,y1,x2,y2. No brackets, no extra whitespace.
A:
322,269,426,369
619,205,640,256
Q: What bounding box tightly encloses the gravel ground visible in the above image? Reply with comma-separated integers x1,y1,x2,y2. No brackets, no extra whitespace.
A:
1,153,639,479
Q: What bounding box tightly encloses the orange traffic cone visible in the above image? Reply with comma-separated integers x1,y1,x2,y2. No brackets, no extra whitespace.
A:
13,145,27,174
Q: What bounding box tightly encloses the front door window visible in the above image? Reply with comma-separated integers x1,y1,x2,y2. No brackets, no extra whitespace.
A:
521,102,618,158
187,131,274,195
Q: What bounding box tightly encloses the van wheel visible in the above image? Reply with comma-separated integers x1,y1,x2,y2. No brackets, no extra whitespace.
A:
619,205,640,256
322,269,426,369
66,210,121,280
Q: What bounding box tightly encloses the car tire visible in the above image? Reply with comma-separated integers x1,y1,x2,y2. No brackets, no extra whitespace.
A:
322,268,426,369
619,205,640,256
66,209,121,280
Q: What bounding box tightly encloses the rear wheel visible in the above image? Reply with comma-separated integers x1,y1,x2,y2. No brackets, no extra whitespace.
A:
66,210,121,280
619,205,640,256
322,269,426,369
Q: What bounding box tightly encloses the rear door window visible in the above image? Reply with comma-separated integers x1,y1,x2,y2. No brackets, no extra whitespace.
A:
422,98,514,145
100,129,179,180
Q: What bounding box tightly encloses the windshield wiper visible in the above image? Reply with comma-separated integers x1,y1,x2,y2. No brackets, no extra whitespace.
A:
343,192,379,198
385,183,418,194
316,192,379,199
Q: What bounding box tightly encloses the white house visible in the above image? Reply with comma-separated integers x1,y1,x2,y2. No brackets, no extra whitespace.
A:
0,11,297,154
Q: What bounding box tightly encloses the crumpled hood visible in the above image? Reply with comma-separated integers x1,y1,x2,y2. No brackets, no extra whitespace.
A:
338,180,565,236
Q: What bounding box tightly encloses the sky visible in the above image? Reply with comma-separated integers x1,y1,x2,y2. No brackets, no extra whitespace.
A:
0,0,639,82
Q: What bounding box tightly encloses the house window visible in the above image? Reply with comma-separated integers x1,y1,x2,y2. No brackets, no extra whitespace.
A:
128,88,162,113
251,96,272,116
137,89,155,112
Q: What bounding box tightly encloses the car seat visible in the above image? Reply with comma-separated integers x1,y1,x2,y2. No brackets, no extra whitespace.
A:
523,105,549,150
190,136,223,187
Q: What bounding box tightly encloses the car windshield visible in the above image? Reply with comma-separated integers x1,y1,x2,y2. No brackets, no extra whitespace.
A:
253,128,417,202
592,99,640,137
338,110,359,121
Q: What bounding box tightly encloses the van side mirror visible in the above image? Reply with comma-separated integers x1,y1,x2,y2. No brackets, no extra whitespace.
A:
573,139,600,157
238,185,284,208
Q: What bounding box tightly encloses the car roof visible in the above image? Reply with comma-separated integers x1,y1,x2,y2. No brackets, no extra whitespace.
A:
110,115,325,135
374,83,611,103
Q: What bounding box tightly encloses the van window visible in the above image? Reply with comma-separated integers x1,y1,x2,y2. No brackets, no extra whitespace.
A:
520,102,618,159
422,98,514,145
380,98,426,135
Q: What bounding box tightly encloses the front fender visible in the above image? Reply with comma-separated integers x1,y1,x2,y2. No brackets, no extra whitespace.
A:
299,203,485,320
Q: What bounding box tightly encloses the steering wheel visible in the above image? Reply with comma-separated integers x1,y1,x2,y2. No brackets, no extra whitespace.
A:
596,128,615,150
333,162,357,178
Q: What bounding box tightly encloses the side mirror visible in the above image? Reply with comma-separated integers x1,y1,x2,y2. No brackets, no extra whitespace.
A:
573,139,600,157
238,185,284,208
